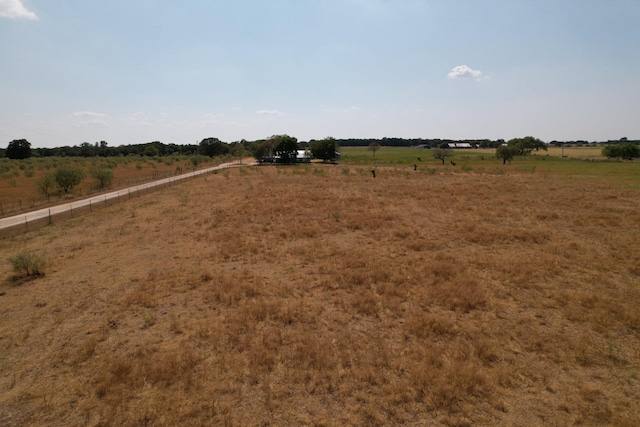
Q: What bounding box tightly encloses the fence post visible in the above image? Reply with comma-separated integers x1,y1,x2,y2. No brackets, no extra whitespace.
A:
70,204,73,218
89,199,92,212
48,209,52,225
25,216,28,231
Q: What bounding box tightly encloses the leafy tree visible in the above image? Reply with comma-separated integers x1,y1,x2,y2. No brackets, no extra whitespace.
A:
252,139,274,162
55,166,85,194
6,139,32,159
231,142,247,164
199,137,229,157
91,168,114,189
496,145,517,164
602,143,640,160
37,173,56,201
143,144,160,157
368,141,380,158
79,142,96,157
432,146,453,165
272,135,298,163
507,136,547,156
310,137,339,162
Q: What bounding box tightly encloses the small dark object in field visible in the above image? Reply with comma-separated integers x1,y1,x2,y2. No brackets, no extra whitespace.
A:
414,164,417,171
417,157,422,161
450,161,456,166
371,170,376,178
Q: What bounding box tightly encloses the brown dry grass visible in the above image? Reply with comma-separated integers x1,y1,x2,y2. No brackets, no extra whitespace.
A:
1,163,639,426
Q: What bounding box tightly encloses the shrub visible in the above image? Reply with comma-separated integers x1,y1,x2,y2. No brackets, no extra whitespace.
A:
37,172,56,201
91,168,114,189
8,251,46,277
55,166,85,194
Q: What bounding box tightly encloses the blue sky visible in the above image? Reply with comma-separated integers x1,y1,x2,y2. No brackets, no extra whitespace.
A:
1,0,639,148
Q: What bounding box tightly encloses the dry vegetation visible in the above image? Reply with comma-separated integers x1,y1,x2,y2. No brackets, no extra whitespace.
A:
1,161,639,426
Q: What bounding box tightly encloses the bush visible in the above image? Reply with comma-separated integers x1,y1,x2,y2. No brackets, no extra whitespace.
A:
8,251,46,277
91,168,114,189
37,172,56,201
55,166,85,194
602,143,640,160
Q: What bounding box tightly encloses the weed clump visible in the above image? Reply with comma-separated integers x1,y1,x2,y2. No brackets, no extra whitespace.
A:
8,251,46,278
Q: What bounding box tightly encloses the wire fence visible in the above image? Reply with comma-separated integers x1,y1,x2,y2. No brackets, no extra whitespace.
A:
0,162,241,239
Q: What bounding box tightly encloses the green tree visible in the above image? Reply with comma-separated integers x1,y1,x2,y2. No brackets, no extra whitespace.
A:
55,166,85,194
231,142,247,164
602,143,640,160
143,144,160,157
507,136,547,156
272,135,298,163
91,168,114,189
496,145,517,164
6,139,32,159
37,172,56,201
310,137,339,162
368,141,380,158
252,139,274,162
199,137,229,157
432,146,453,165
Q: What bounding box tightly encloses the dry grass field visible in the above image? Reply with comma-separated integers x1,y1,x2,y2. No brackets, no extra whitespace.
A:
1,159,639,426
0,156,218,217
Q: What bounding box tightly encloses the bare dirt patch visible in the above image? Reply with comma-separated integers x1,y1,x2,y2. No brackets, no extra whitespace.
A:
1,165,639,426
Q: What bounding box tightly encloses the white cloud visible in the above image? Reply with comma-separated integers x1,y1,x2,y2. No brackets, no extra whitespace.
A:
71,111,109,119
0,0,37,20
346,106,360,112
256,110,283,116
70,111,110,127
447,65,484,80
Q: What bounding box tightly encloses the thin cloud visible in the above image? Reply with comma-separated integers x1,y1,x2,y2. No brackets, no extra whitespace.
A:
0,0,38,20
70,111,110,128
256,110,283,116
71,111,109,119
447,65,484,80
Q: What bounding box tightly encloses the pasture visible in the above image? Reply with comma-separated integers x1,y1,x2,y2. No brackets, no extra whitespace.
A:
0,155,219,217
0,151,639,426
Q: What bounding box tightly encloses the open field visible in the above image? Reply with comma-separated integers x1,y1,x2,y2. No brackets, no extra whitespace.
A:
1,157,639,426
0,155,222,218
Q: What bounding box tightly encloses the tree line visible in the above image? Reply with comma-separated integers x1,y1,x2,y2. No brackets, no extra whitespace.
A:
3,135,638,161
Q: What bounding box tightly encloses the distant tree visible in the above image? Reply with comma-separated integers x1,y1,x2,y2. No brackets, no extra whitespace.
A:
368,141,380,158
143,144,159,157
79,142,96,157
91,168,114,189
507,136,547,156
310,137,339,162
252,139,274,162
602,143,640,160
272,135,298,163
99,140,109,156
432,146,453,165
199,137,229,157
37,173,56,201
55,166,85,194
231,142,247,164
6,139,32,159
496,145,517,164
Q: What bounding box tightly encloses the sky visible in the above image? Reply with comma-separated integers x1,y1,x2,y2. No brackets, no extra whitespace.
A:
1,0,639,148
